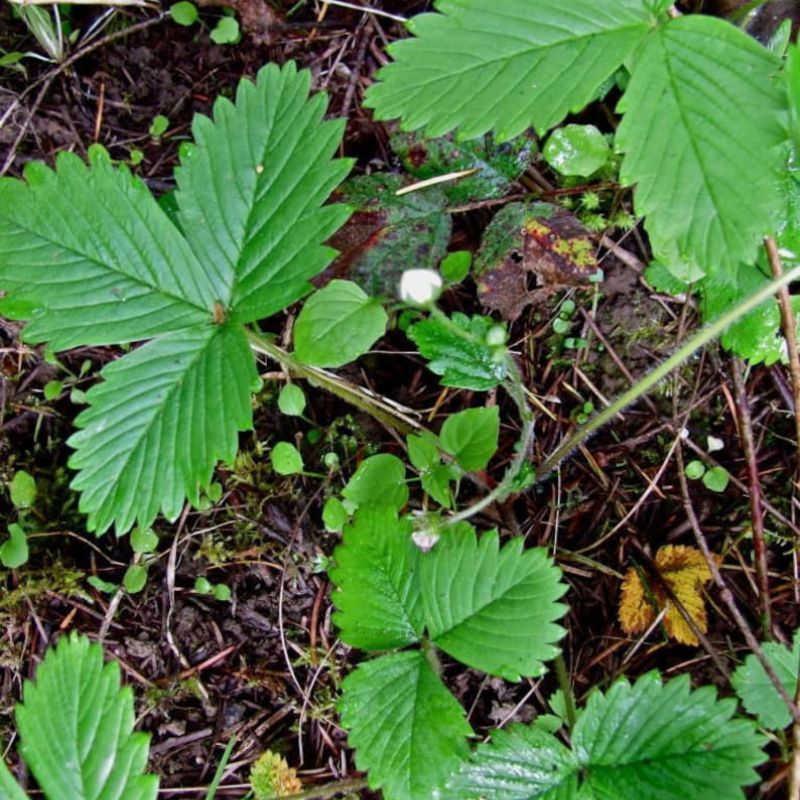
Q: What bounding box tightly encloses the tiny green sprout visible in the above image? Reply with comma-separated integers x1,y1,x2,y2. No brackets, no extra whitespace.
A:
552,317,571,335
0,523,29,569
576,401,594,424
323,451,340,470
588,269,605,284
313,552,334,574
43,380,63,401
271,442,304,475
170,0,198,26
123,564,148,594
88,575,118,594
194,576,213,594
306,428,322,445
149,115,170,139
130,526,158,555
564,337,588,350
560,299,576,317
278,383,306,416
210,15,240,44
9,470,36,509
703,466,730,493
129,149,144,166
212,583,232,602
684,460,706,480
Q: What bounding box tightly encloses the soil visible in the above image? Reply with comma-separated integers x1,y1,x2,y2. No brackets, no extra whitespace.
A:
1,2,800,798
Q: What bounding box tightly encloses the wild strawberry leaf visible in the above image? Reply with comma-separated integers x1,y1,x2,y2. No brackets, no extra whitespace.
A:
447,673,766,800
68,325,259,535
732,628,800,729
439,406,500,472
0,759,27,800
175,61,352,323
0,148,216,350
330,506,425,651
340,650,472,800
15,633,158,800
615,16,786,278
0,63,350,536
365,0,663,140
422,531,567,680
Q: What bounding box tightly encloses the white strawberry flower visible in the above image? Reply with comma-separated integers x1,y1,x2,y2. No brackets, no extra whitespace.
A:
399,269,443,306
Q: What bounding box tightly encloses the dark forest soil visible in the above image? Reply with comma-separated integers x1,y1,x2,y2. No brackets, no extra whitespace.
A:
2,2,800,798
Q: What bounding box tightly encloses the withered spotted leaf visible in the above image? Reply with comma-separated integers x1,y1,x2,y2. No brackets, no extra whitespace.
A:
474,202,599,321
619,545,713,646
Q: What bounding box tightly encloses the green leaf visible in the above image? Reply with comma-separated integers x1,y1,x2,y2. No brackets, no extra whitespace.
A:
331,506,424,650
341,454,409,511
684,460,706,480
169,1,198,26
148,115,169,139
44,379,63,401
0,758,28,800
294,280,387,368
68,325,259,535
543,124,611,177
210,15,240,44
440,250,473,283
365,0,660,140
448,672,765,800
439,406,500,471
123,564,148,594
340,650,472,800
0,150,216,350
616,16,786,277
271,442,304,475
422,464,455,508
175,62,352,324
577,673,765,799
9,470,36,509
130,526,158,555
732,630,800,729
277,383,306,416
445,722,578,800
15,632,159,800
408,312,508,391
421,531,567,679
702,466,730,493
407,432,440,471
0,523,29,569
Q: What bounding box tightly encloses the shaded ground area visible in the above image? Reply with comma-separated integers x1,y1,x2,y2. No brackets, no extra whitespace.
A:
2,1,800,797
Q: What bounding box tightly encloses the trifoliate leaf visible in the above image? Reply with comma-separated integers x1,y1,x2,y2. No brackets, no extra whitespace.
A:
15,632,159,800
271,442,304,475
407,312,508,390
0,151,215,350
365,0,662,140
619,545,713,646
577,673,765,799
732,629,800,729
176,62,352,324
341,454,408,511
448,672,766,800
0,63,350,537
439,406,500,472
293,280,387,368
340,650,472,800
330,506,424,650
328,174,451,297
68,325,259,535
543,124,611,178
421,530,567,680
616,16,786,277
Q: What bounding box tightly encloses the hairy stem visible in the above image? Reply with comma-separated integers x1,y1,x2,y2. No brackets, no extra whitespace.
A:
536,262,800,479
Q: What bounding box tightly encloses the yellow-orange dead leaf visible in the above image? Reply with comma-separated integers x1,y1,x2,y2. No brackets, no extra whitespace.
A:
619,545,713,646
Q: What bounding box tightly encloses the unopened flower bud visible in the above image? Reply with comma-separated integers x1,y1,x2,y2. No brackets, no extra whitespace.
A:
399,269,443,306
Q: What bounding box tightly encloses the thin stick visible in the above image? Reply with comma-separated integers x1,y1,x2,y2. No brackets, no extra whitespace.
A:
676,445,800,724
536,262,800,478
764,236,800,472
730,359,772,637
